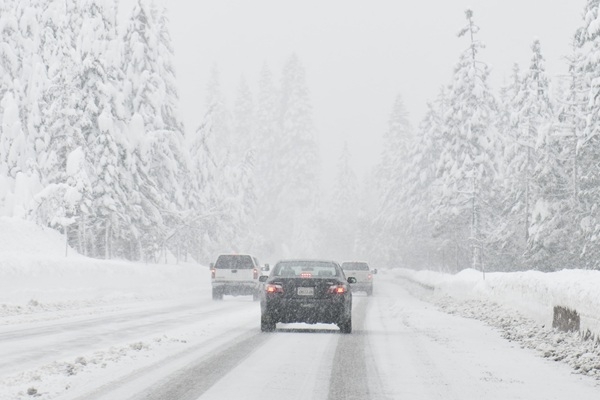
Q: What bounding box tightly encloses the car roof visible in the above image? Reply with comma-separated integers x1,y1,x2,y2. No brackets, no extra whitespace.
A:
276,259,340,264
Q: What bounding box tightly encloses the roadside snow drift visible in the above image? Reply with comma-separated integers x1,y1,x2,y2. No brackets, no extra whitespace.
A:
394,268,600,339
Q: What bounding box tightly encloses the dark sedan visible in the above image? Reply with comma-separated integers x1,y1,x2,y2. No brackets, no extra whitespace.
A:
258,260,356,333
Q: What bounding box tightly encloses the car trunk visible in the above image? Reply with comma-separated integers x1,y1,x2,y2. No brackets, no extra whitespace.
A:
272,277,338,299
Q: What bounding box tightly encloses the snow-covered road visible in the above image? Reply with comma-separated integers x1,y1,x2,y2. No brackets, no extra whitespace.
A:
1,277,598,399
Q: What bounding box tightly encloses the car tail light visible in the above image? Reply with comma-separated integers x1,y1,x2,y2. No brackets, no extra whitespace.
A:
266,284,284,294
328,285,346,294
253,268,258,279
300,272,312,278
367,273,372,280
211,268,216,279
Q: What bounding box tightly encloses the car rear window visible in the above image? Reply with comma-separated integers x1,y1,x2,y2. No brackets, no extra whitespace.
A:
215,255,254,269
341,262,369,271
273,261,340,277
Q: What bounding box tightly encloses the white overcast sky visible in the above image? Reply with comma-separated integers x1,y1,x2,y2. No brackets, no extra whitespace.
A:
123,0,586,182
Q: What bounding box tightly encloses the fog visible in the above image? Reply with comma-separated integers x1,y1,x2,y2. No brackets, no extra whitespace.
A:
157,0,584,180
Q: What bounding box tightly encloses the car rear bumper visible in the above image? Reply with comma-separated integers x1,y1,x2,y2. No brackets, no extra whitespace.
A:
262,297,350,324
212,281,258,295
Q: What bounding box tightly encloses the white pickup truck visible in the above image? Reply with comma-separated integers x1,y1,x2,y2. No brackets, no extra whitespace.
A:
341,261,376,296
210,254,263,300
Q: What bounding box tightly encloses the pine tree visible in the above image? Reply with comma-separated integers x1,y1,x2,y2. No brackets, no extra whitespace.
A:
183,114,216,263
276,54,321,256
232,75,255,161
122,0,188,261
403,87,448,269
500,40,554,270
75,0,130,259
205,64,231,166
375,94,413,266
0,0,30,180
227,76,258,251
431,10,500,272
531,3,600,270
319,142,360,260
254,64,280,258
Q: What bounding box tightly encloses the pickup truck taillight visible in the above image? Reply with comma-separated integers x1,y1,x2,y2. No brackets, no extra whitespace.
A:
266,284,284,294
211,268,216,279
253,268,258,279
367,273,372,280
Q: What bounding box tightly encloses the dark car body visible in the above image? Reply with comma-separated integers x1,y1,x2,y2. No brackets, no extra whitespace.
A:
259,260,356,333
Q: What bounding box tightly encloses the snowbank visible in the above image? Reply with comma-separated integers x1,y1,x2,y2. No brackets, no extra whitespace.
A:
0,217,207,311
393,268,600,338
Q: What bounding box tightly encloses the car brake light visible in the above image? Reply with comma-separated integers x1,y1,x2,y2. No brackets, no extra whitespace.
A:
300,272,312,278
253,268,258,279
211,268,216,279
367,274,372,280
266,284,284,294
328,285,346,294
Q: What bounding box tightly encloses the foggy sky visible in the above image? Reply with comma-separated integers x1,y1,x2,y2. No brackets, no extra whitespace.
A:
128,0,586,183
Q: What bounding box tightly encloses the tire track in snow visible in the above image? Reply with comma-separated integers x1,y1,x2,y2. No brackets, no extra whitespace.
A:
0,302,232,374
328,297,373,400
131,330,270,400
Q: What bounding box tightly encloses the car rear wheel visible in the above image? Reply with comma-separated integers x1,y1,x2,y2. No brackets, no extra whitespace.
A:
261,313,276,332
338,316,352,334
212,288,223,300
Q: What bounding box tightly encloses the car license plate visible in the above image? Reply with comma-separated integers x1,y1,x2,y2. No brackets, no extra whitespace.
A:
297,287,314,296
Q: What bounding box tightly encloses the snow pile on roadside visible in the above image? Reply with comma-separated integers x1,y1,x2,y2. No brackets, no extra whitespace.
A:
0,216,208,314
393,268,600,336
0,217,211,399
3,334,193,400
391,268,600,380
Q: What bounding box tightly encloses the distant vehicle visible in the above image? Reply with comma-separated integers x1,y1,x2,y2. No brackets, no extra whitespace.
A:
210,254,262,301
258,259,356,333
341,261,376,296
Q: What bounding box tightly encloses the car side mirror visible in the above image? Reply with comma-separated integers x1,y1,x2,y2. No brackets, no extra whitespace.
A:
372,269,378,274
209,262,214,269
259,275,268,283
347,277,357,284
262,264,270,271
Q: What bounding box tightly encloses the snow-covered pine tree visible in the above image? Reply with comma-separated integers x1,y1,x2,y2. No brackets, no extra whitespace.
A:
431,10,500,272
38,0,84,185
375,93,413,267
276,54,321,256
0,0,27,181
254,64,280,257
205,64,231,167
76,0,130,259
185,107,224,264
16,0,46,178
227,76,258,251
403,87,448,269
122,0,188,261
328,142,360,260
500,40,554,270
547,1,600,269
537,40,586,269
232,75,255,162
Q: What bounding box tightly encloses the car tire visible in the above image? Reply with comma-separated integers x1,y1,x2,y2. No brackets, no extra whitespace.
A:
212,288,223,300
261,313,276,332
338,316,352,334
